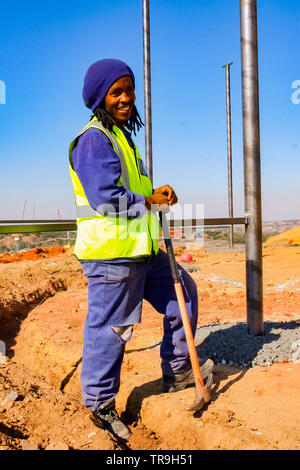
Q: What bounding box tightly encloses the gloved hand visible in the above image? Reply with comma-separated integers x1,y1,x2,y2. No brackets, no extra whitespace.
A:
145,185,178,211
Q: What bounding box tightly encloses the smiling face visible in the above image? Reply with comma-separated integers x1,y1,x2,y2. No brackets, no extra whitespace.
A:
104,75,135,129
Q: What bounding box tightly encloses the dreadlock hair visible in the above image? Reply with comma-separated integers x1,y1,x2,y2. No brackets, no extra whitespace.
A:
91,104,144,136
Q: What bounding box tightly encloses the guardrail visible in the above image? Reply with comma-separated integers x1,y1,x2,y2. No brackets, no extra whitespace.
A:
0,217,248,234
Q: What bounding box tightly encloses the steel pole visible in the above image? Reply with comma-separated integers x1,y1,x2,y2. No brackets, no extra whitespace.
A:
142,0,153,182
240,0,264,335
21,200,27,222
222,62,234,249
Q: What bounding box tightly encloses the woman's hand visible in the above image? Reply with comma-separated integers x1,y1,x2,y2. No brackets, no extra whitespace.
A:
145,185,178,211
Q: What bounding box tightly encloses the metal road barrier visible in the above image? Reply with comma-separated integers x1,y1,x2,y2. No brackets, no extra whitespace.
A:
0,217,248,235
0,220,77,234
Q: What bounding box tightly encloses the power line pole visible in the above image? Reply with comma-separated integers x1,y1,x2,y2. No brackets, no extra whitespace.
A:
21,200,27,222
142,0,153,182
240,0,264,335
222,62,234,249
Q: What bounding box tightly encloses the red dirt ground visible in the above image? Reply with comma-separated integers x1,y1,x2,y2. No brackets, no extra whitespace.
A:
0,243,300,450
0,247,67,264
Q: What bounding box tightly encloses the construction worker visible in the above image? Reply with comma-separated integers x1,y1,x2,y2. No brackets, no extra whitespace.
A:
69,59,213,443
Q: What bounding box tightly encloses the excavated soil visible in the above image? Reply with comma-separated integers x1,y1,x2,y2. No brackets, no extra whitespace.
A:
0,247,68,264
0,243,300,450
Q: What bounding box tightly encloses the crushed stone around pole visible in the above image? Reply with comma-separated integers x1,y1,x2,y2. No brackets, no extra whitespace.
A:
194,321,300,368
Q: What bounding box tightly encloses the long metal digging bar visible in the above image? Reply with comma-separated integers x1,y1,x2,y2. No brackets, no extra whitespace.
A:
159,212,212,411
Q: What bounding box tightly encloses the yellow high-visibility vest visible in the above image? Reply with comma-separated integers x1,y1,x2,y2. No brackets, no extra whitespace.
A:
69,117,160,260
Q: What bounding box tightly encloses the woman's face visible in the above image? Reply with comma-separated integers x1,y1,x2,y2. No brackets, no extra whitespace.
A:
104,75,135,128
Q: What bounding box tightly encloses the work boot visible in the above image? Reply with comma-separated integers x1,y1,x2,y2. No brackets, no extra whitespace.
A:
91,397,132,443
162,358,214,393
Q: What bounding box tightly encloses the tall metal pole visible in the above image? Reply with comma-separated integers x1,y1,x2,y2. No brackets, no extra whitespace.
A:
21,200,27,222
222,62,234,249
142,0,153,182
240,0,264,335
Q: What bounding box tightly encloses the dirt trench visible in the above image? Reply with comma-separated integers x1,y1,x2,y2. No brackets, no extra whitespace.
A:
0,251,165,450
1,247,300,450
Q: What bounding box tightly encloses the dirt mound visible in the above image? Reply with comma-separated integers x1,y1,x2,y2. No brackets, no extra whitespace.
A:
265,225,300,246
159,243,208,261
173,245,186,257
0,358,117,450
158,244,186,257
0,253,86,357
0,247,69,264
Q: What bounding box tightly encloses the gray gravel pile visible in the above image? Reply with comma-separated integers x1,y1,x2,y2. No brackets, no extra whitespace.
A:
195,321,300,367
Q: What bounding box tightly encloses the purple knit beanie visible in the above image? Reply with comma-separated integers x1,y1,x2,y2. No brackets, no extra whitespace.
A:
82,59,135,112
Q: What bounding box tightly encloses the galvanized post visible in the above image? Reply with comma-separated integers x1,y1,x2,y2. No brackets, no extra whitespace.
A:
222,62,234,249
142,0,153,182
240,0,264,335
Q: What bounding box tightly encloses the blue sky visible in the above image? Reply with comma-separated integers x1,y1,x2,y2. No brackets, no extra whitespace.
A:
0,0,299,221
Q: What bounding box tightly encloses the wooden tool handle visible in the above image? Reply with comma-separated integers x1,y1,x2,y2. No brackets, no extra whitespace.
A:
159,211,206,389
174,282,205,388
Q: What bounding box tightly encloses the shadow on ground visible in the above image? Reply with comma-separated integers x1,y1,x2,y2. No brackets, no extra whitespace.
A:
123,365,247,424
124,320,300,423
